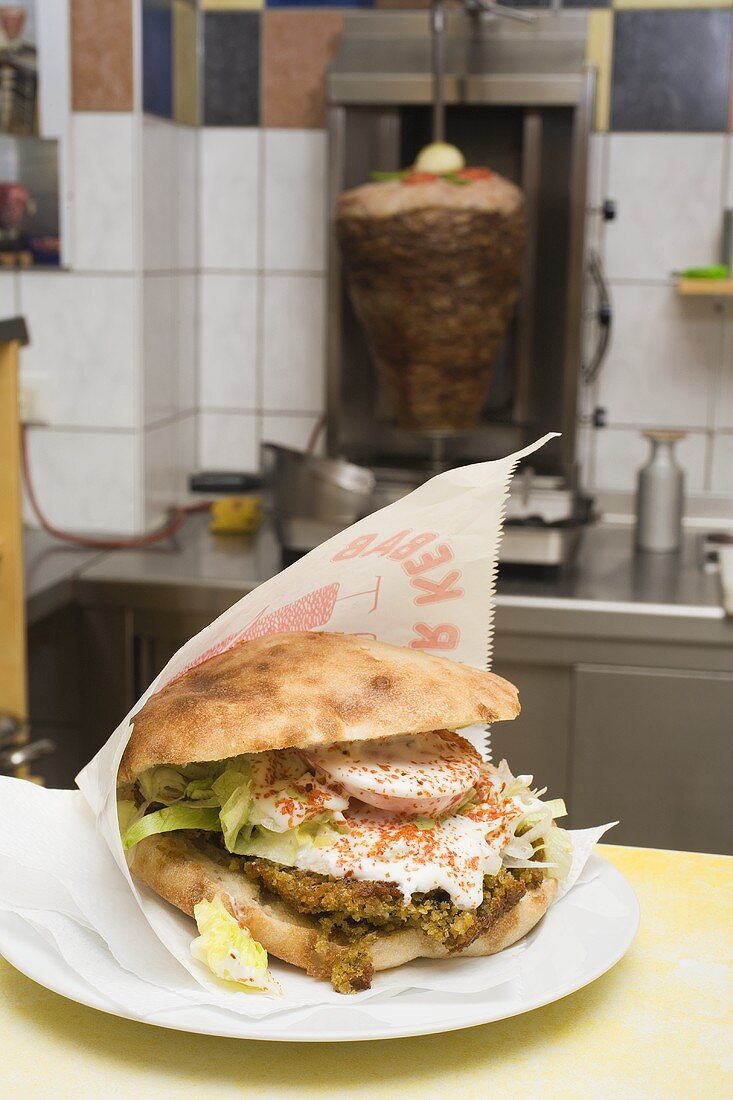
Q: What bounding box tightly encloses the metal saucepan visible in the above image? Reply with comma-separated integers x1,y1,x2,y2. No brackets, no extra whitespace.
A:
261,443,376,554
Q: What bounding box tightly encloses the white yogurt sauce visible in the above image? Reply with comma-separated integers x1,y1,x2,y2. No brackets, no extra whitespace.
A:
293,801,519,910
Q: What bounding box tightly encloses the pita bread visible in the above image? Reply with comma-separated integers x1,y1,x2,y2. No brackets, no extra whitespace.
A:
119,631,519,783
130,833,556,985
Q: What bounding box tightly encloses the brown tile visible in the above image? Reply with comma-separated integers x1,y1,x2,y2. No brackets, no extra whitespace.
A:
70,0,134,111
262,11,343,130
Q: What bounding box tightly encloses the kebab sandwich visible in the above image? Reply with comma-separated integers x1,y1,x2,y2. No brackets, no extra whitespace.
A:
118,631,571,994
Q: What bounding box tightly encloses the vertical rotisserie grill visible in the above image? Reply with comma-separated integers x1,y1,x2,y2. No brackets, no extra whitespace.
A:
336,173,527,433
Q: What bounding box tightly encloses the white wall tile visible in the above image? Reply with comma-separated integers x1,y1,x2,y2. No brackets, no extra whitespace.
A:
19,272,137,429
714,311,733,430
199,411,258,470
262,274,325,412
199,273,258,409
263,130,326,273
175,125,198,271
144,412,197,527
23,427,139,534
261,413,324,455
175,273,197,413
142,115,176,272
710,432,733,495
726,135,733,208
200,129,259,271
142,274,176,425
592,427,707,494
597,285,719,429
72,113,135,271
606,135,725,282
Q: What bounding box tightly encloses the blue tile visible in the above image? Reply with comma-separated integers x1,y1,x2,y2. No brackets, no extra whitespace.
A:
611,10,733,133
204,11,260,127
143,0,173,119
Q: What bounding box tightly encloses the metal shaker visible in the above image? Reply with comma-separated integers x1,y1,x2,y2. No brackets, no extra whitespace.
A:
635,429,686,553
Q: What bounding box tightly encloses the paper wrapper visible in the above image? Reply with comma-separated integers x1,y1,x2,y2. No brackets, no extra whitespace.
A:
0,435,616,1021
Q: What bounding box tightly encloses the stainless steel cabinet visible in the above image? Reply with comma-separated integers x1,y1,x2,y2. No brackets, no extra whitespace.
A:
491,624,733,855
570,665,733,854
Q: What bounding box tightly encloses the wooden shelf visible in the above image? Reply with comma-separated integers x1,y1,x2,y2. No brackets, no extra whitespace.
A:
676,278,733,297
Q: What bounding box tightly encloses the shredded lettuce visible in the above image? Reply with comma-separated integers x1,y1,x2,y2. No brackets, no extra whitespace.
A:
190,894,277,992
124,754,346,857
537,825,573,880
234,819,341,865
122,805,222,851
487,760,572,880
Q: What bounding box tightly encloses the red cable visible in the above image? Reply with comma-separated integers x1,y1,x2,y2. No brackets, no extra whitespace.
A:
21,425,211,550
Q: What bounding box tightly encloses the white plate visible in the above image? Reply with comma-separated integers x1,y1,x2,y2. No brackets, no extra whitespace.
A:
0,855,638,1042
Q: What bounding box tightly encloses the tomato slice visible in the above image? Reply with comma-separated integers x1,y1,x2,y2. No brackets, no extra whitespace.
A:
456,167,494,181
402,171,439,186
303,730,482,817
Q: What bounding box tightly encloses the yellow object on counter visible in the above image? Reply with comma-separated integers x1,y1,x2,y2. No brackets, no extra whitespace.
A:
208,495,262,535
0,845,730,1098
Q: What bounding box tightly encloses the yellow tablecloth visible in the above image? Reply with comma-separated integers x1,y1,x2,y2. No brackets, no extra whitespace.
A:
0,844,730,1098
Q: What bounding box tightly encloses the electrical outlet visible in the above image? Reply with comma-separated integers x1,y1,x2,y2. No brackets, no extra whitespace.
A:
19,371,53,426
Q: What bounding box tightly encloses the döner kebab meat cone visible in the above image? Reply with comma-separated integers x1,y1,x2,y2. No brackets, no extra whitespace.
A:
336,147,527,433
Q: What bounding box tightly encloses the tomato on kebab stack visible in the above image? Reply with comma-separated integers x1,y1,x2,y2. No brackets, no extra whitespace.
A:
118,632,571,994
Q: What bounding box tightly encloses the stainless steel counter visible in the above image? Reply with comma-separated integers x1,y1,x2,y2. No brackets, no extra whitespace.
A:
24,517,730,641
24,529,103,625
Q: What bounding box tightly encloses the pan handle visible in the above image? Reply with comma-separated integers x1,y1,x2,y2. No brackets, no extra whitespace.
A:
582,249,612,387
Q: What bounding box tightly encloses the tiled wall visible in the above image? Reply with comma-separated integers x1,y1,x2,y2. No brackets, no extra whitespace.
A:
19,1,733,536
198,127,327,469
161,2,733,511
16,109,142,534
582,139,733,502
20,5,200,535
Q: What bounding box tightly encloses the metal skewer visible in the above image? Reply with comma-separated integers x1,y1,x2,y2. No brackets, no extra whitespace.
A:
430,1,446,144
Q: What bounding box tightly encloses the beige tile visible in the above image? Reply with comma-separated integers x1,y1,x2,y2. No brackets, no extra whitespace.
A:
70,0,133,112
262,12,343,130
173,0,199,126
586,11,613,133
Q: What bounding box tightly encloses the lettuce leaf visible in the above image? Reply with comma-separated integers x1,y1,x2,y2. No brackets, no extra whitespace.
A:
213,768,253,852
190,894,276,992
121,805,222,852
